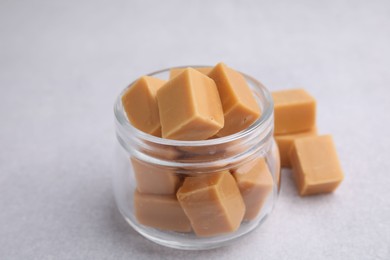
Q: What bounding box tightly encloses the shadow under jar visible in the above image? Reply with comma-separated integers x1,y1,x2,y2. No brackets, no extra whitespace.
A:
113,66,281,250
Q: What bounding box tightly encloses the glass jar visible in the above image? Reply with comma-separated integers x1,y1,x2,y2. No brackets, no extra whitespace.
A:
113,67,280,250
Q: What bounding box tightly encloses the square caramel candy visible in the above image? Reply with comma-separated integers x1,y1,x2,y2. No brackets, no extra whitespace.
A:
121,76,166,136
289,135,344,196
134,191,191,232
176,171,245,237
131,158,181,195
157,68,224,140
208,63,261,137
208,63,261,136
274,127,317,168
272,89,316,135
231,158,273,221
169,67,212,79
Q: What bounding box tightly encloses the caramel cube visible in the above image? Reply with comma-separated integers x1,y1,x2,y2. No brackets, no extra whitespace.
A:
274,127,318,168
157,68,224,140
131,158,180,195
208,63,261,137
272,89,316,135
232,158,273,221
134,191,191,232
289,135,344,196
121,76,166,136
177,171,245,237
169,67,212,79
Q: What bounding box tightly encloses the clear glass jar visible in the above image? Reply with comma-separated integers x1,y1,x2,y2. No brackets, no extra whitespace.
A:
113,67,280,250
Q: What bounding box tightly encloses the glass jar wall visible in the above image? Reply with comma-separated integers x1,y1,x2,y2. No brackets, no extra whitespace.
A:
113,67,280,250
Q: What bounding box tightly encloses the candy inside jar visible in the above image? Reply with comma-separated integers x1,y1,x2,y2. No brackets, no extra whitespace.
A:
113,64,280,249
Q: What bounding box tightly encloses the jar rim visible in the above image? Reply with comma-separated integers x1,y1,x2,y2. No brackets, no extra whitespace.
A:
114,65,274,147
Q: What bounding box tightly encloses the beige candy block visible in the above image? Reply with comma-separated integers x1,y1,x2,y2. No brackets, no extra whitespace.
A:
208,63,261,137
157,68,224,140
274,127,318,168
289,135,344,196
272,89,316,135
177,171,245,237
232,158,273,221
121,76,166,136
131,157,181,195
134,191,192,232
169,67,212,79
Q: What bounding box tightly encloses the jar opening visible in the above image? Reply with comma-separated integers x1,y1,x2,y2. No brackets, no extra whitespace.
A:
114,66,274,148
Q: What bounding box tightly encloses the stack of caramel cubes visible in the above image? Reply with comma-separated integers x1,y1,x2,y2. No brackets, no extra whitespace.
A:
272,89,344,196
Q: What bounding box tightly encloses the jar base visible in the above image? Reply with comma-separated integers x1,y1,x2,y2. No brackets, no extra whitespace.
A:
119,206,273,250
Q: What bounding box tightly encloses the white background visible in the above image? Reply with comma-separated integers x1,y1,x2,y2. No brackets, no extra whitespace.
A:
1,0,389,259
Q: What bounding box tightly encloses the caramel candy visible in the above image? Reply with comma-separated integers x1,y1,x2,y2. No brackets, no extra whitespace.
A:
157,68,224,140
169,67,212,79
272,89,316,135
131,158,180,195
232,158,273,221
208,63,261,137
121,76,166,136
289,135,344,196
177,171,245,237
134,191,192,232
274,127,318,168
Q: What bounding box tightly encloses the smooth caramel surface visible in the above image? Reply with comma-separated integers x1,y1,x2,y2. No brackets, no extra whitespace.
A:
121,76,166,136
208,63,261,137
272,89,316,135
131,157,181,195
177,171,245,237
169,67,212,79
232,158,273,220
290,135,344,196
134,191,192,232
157,68,224,140
275,127,318,168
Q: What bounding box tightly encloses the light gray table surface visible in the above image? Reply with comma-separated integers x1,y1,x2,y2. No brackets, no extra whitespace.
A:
1,1,389,259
